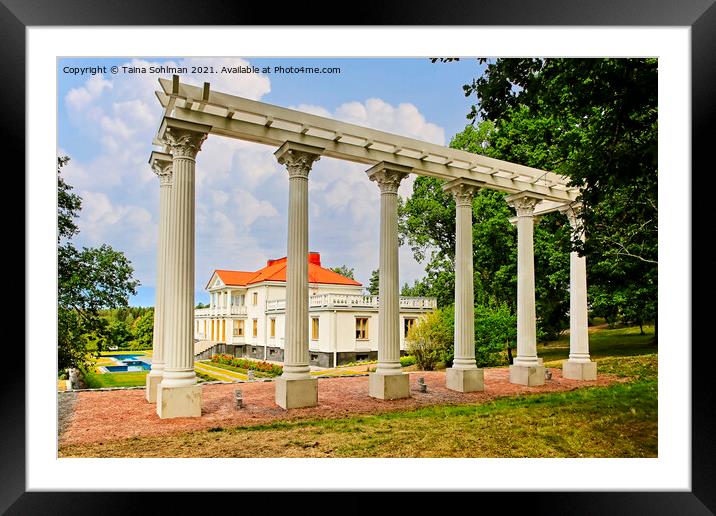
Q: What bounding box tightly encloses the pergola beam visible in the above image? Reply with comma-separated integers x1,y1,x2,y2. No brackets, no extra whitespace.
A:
159,109,578,203
154,77,580,203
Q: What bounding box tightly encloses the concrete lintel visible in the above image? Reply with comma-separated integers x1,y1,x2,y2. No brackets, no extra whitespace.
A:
149,150,172,167
158,116,212,141
441,177,485,192
505,190,552,204
366,161,413,178
509,214,544,226
274,140,325,161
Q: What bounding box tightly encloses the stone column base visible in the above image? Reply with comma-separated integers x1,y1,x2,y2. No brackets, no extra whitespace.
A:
369,372,410,400
145,372,162,403
562,360,597,381
275,377,318,409
446,367,484,392
156,383,202,419
509,364,545,386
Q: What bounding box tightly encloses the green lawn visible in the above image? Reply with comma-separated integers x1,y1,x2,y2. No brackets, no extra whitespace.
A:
538,324,656,364
84,370,148,388
62,324,658,458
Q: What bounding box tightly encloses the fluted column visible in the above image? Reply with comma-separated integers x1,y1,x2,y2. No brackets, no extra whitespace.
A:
367,162,411,400
561,203,597,380
156,126,207,418
145,152,172,403
274,142,323,409
506,192,545,386
443,179,484,392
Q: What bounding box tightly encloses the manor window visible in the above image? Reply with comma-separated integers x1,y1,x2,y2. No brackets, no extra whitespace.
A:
404,318,417,337
234,320,244,337
355,317,369,340
311,317,320,340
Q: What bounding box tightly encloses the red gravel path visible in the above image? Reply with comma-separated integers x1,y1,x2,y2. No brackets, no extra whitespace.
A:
61,368,620,447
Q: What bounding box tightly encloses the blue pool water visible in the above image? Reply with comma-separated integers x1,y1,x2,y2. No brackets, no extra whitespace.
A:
104,354,151,372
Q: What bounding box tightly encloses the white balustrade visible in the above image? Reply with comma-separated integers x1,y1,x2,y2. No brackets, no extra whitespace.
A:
194,306,247,317
264,294,435,311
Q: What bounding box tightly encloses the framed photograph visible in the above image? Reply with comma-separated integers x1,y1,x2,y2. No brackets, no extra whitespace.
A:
9,0,712,512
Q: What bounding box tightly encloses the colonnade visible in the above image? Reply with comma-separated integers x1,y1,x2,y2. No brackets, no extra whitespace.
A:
146,129,595,418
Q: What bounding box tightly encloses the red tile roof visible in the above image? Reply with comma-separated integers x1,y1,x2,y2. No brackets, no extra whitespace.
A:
209,253,361,289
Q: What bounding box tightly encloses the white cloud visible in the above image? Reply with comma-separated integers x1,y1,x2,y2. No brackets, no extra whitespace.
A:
61,63,438,296
65,74,113,111
290,103,333,118
231,187,279,226
112,99,155,130
334,98,445,145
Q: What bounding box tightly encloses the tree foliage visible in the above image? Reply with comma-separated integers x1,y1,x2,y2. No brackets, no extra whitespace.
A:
406,303,517,368
367,268,380,295
401,58,657,342
57,157,140,372
399,123,571,339
405,308,453,370
469,58,657,329
328,265,356,280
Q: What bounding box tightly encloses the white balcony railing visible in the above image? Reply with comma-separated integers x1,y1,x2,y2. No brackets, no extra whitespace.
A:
194,306,247,317
265,294,437,312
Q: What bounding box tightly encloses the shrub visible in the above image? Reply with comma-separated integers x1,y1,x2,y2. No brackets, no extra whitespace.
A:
400,355,416,367
474,301,516,367
405,308,453,370
210,354,283,377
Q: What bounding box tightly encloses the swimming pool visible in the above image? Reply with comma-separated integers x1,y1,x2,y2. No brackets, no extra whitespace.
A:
103,354,152,372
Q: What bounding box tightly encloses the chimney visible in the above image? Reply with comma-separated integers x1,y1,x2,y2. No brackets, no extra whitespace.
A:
308,252,321,266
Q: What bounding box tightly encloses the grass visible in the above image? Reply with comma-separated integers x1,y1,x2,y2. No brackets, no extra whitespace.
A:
538,324,656,365
195,361,249,381
83,370,148,388
62,325,658,458
61,354,656,458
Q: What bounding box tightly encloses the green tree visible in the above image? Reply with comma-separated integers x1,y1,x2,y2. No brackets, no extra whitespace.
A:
399,122,571,339
474,302,517,365
467,58,657,332
57,156,140,372
130,309,154,350
107,319,133,349
367,268,380,295
328,265,355,280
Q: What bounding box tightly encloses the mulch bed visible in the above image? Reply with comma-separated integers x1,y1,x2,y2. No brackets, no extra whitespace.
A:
59,368,621,447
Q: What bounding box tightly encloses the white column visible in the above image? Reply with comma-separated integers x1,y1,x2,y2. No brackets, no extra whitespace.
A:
443,179,484,392
274,142,322,409
145,152,172,403
367,162,411,400
156,127,207,418
506,193,545,386
561,203,597,380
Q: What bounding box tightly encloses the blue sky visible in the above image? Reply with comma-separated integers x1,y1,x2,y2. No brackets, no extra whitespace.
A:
57,57,487,306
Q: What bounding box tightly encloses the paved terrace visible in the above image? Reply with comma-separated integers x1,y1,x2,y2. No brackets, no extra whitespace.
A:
59,368,621,450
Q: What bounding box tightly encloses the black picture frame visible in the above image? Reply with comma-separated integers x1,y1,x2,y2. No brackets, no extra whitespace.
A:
5,0,712,513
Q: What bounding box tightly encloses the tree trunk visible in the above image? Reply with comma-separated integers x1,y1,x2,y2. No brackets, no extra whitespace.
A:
507,344,513,365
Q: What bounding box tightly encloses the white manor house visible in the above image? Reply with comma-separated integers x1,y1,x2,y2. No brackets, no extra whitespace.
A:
194,252,437,367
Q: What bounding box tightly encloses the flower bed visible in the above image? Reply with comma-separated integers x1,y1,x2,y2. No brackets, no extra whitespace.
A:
211,354,283,377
